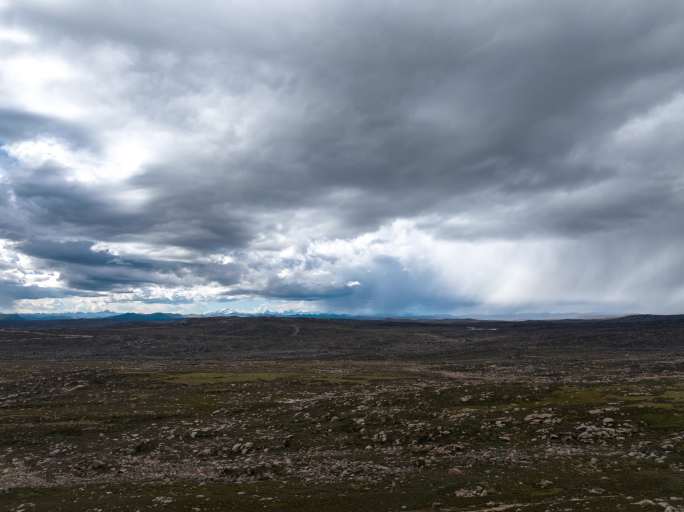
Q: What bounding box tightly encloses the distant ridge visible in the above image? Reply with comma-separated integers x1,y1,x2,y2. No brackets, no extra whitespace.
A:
0,314,25,323
3,311,684,325
107,313,185,323
0,312,184,325
0,312,118,321
609,314,684,323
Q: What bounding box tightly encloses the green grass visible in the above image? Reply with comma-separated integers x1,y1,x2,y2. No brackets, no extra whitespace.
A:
547,386,607,405
640,411,684,429
662,389,684,401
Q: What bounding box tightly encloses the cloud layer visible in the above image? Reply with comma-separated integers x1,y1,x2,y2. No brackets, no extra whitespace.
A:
1,0,684,315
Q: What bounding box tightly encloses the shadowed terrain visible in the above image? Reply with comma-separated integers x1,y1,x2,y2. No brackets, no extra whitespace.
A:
1,316,683,511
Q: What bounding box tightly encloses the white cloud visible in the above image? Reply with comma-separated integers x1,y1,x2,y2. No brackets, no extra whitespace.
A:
0,27,34,44
2,136,150,183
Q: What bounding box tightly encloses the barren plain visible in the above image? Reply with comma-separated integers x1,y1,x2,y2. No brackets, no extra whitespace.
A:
1,316,683,511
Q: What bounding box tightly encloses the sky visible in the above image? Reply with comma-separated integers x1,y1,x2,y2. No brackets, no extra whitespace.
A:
1,0,684,317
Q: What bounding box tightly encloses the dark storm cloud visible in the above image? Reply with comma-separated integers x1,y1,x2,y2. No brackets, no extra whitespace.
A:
132,2,684,233
2,1,684,312
3,165,252,253
0,278,98,309
7,1,684,235
16,239,177,291
19,239,116,266
15,238,243,292
0,108,94,148
4,167,132,238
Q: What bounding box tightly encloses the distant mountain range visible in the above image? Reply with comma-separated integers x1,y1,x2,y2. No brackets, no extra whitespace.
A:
2,311,684,325
0,312,184,324
0,311,118,321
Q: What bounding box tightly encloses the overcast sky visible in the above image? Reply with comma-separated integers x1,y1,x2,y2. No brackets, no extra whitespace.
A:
1,0,683,317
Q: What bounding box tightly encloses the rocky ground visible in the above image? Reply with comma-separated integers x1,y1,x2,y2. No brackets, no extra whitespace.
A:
1,316,683,511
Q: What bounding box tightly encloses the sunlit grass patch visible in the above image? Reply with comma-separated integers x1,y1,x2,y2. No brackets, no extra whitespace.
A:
640,411,684,429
